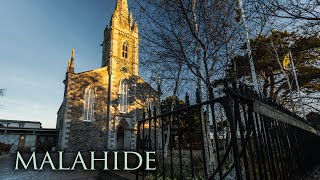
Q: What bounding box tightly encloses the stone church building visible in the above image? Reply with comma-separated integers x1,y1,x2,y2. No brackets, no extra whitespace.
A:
56,0,158,151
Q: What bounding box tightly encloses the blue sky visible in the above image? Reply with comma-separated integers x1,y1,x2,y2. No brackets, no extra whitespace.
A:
0,0,117,128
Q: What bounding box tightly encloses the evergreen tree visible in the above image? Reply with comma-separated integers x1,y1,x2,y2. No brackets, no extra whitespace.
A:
229,31,320,113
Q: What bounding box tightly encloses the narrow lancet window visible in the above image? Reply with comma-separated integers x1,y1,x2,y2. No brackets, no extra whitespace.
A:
84,86,95,121
122,41,129,58
120,80,128,113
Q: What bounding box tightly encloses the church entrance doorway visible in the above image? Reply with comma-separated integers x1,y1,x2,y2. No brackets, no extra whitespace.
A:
117,126,124,150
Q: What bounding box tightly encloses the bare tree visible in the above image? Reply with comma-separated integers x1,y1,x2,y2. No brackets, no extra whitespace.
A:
257,0,320,20
254,0,320,34
0,89,4,97
132,0,249,175
0,89,5,108
131,0,314,174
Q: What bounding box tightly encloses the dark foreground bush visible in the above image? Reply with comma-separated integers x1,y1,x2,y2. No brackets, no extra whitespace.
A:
0,142,12,154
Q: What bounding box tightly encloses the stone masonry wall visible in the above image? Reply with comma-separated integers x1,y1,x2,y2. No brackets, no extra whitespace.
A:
65,67,109,151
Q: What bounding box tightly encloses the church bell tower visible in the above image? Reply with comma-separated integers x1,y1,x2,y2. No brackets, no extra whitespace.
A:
102,0,141,150
101,0,139,76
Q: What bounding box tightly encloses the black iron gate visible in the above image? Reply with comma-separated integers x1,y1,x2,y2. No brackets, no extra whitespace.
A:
136,84,320,180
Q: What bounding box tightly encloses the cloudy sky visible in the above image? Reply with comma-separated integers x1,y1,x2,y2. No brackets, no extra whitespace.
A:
0,0,119,128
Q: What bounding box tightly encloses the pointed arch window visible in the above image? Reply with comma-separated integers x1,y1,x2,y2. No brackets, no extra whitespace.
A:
120,80,128,113
146,98,154,115
122,41,129,58
84,86,95,121
146,99,153,111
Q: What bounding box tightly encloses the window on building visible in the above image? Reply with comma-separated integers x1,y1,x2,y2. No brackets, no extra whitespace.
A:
24,135,36,147
146,98,154,115
147,99,153,111
120,80,128,113
122,41,129,58
84,86,95,121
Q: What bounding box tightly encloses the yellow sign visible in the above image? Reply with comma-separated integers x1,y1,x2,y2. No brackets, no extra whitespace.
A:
283,53,290,70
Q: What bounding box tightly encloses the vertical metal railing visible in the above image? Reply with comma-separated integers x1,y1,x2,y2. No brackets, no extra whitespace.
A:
135,84,320,180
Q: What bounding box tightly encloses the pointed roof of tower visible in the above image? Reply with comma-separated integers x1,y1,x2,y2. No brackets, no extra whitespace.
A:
71,48,75,61
67,49,75,73
110,0,136,30
116,0,129,15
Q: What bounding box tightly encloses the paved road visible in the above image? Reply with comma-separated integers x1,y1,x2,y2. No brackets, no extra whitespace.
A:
0,154,98,180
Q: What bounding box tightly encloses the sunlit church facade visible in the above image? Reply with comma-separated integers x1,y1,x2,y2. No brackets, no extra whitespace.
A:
56,0,158,151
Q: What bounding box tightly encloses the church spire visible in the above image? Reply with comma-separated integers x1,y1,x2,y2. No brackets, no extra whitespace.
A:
67,49,75,73
116,0,129,15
